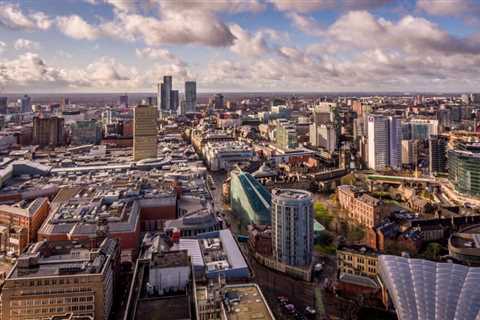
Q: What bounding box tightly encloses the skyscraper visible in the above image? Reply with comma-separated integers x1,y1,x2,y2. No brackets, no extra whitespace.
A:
20,94,31,113
119,94,128,107
0,96,7,114
214,93,224,109
185,81,196,113
133,105,157,161
170,90,179,113
272,189,313,267
388,116,402,170
161,75,172,112
429,135,447,175
368,115,390,171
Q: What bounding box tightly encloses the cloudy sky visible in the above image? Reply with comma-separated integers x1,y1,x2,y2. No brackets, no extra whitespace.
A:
1,0,480,93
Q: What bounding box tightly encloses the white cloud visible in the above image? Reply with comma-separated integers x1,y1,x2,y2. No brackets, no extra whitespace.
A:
14,38,40,50
56,15,100,40
229,24,270,57
416,0,479,16
287,12,324,36
0,41,5,54
135,47,186,66
0,3,51,30
270,0,391,13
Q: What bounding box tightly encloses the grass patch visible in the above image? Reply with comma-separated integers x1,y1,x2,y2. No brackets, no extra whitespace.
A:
315,243,337,255
314,201,334,227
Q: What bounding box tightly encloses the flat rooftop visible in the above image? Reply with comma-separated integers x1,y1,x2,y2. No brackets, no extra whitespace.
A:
224,284,274,320
272,188,311,200
135,294,190,320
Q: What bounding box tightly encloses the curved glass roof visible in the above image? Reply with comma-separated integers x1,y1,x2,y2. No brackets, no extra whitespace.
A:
378,255,480,320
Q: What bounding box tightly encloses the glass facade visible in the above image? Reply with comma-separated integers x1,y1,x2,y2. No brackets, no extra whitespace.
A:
448,149,480,196
230,171,271,226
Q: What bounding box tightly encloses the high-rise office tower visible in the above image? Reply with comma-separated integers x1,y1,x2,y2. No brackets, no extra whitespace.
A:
185,81,196,113
214,93,224,109
388,116,402,170
32,116,65,147
20,94,31,113
161,75,172,112
271,189,313,267
170,90,179,113
309,123,337,152
133,105,157,161
119,94,128,107
368,115,390,171
0,96,7,114
429,135,447,175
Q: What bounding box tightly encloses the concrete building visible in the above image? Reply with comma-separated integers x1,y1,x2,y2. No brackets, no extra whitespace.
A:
119,94,128,107
271,189,313,267
20,94,31,113
70,120,102,145
203,141,254,171
33,116,65,147
275,120,298,150
0,96,7,114
0,238,120,320
367,115,389,171
337,245,379,278
213,93,224,110
133,105,157,161
161,75,172,112
185,81,196,113
401,139,416,167
170,90,179,113
309,123,337,152
337,185,386,228
429,135,448,175
388,116,402,170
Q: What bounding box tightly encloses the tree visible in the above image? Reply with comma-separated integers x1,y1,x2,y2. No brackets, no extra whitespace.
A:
423,242,442,261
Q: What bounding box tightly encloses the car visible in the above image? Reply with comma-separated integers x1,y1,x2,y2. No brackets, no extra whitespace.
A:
305,306,316,316
283,304,296,314
294,312,305,320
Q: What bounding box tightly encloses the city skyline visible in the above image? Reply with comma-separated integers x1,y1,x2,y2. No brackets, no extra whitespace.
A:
1,0,480,93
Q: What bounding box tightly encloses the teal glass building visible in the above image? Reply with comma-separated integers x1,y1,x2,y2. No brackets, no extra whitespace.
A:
230,170,271,226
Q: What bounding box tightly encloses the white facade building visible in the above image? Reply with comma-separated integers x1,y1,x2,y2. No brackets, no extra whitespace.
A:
309,123,337,152
271,189,313,267
368,115,390,171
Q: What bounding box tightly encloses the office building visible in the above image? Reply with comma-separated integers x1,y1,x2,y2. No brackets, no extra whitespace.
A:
70,120,102,145
133,105,157,161
448,145,480,196
203,141,254,171
0,96,7,114
367,115,390,171
185,81,196,113
0,238,120,320
429,135,448,175
271,189,313,267
401,140,416,166
33,116,66,147
276,120,298,150
367,114,402,171
213,93,224,110
230,170,272,226
20,94,31,113
313,102,336,124
337,185,386,228
170,89,179,113
337,245,379,279
403,118,439,140
388,116,402,170
309,123,336,152
119,94,128,107
378,255,480,320
161,75,172,112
